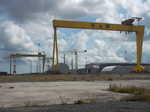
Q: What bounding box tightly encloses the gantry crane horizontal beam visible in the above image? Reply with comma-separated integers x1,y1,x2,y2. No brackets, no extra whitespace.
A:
53,20,144,32
10,53,45,58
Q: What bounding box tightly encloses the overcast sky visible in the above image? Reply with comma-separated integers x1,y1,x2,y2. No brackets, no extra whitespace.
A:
0,0,150,73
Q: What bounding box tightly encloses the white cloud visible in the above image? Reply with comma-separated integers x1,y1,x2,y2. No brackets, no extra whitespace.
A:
0,21,35,52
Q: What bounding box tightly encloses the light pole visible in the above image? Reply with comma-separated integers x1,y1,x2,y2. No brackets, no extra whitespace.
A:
75,50,87,72
30,60,32,74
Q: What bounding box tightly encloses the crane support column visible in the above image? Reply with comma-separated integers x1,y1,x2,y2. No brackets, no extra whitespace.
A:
52,27,59,72
134,29,144,72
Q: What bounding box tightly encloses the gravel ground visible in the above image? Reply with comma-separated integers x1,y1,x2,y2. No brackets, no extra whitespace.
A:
0,80,150,108
0,102,150,112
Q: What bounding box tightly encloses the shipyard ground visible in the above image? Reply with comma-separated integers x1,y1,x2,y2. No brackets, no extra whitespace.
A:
0,74,150,111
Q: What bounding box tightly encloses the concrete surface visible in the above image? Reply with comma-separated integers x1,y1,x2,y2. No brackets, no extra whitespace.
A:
0,80,150,108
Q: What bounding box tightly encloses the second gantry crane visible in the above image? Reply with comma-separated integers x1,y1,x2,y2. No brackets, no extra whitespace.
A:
9,53,46,75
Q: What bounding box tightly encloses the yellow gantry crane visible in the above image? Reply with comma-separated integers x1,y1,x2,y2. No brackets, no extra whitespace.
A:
52,20,145,72
10,53,46,75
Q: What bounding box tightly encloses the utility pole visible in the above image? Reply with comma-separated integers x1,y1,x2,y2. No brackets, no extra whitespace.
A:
10,56,12,75
30,60,32,74
63,54,66,64
75,51,78,71
36,61,38,73
71,55,74,70
38,43,41,73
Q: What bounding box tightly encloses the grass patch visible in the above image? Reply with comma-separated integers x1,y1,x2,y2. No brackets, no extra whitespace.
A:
109,84,146,94
109,84,150,102
121,93,150,102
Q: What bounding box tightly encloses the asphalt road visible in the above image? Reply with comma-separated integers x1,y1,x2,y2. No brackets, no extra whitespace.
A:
0,102,150,112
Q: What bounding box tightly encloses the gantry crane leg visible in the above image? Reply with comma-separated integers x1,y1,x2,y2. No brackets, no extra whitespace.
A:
134,31,144,72
52,27,59,72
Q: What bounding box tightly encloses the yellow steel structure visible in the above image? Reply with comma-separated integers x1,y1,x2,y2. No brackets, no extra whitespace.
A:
52,20,145,72
10,53,46,75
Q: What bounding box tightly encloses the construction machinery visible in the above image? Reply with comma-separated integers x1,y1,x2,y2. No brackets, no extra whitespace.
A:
121,17,143,34
9,53,46,75
121,17,143,26
52,20,145,72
